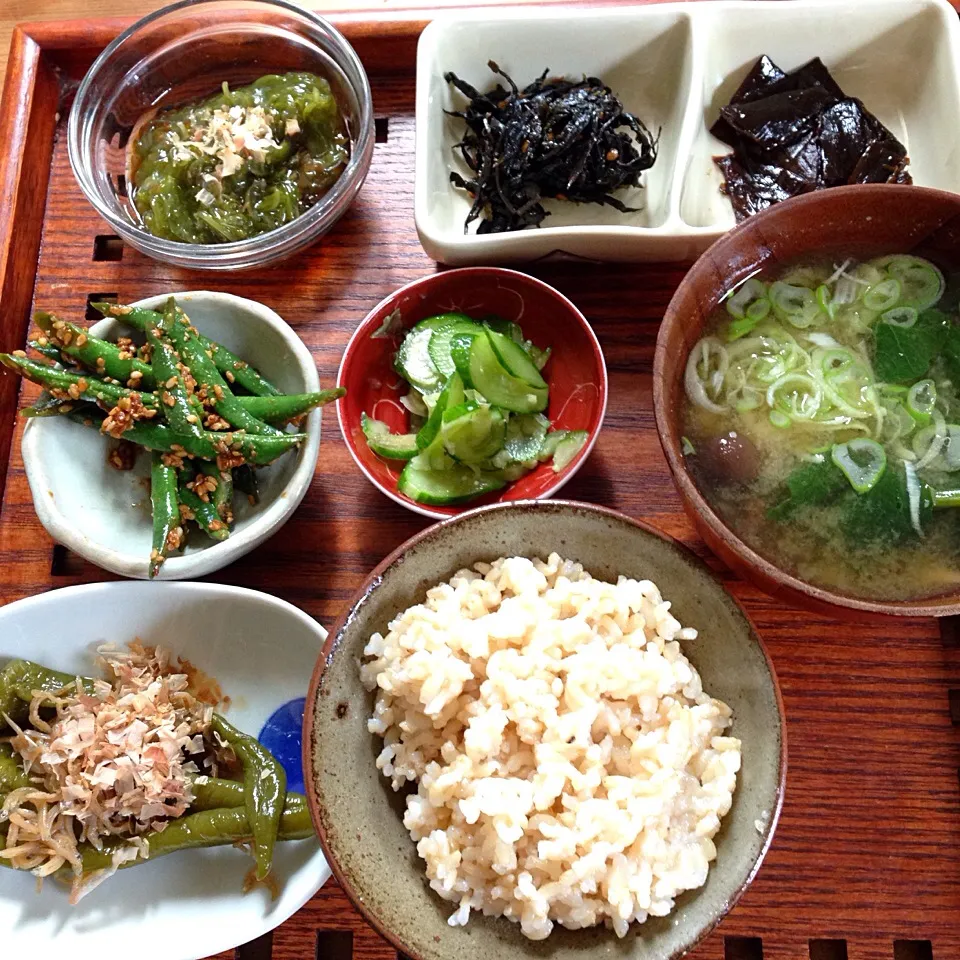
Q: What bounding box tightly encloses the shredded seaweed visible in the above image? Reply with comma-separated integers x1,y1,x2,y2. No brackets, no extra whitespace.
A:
445,62,659,233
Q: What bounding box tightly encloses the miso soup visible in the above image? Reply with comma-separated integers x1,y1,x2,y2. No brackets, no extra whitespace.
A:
681,254,960,602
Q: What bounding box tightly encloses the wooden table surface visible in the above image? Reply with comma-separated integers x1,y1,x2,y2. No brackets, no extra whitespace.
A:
1,4,959,960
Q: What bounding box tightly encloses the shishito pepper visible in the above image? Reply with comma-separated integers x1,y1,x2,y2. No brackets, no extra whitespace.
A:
212,713,286,880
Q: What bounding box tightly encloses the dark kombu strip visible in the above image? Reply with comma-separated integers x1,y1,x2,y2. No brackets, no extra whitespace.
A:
445,61,659,233
712,55,911,222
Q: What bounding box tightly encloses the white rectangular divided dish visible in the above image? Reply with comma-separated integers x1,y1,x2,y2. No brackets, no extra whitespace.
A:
415,0,960,265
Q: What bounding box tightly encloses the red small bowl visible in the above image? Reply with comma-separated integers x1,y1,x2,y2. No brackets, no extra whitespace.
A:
337,267,607,518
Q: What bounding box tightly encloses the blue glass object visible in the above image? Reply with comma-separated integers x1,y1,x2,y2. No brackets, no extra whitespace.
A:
258,697,306,794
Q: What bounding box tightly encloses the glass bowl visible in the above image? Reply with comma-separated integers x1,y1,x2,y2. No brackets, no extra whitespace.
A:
67,0,374,270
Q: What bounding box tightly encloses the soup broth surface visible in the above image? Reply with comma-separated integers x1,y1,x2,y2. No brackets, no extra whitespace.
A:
682,254,960,602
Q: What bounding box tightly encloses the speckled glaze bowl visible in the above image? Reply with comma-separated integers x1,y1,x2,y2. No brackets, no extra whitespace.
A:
304,500,786,960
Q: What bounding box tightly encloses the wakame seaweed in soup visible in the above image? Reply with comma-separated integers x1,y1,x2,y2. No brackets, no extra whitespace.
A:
681,254,960,602
129,72,349,244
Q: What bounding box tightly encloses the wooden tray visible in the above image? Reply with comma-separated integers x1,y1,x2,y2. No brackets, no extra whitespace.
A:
1,9,959,960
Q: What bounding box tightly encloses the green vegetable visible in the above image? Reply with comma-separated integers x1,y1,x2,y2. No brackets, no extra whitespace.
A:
840,462,933,544
551,430,588,472
872,308,950,383
149,452,181,578
863,278,901,313
163,299,281,436
0,354,159,410
881,306,918,328
395,325,442,393
441,403,506,463
233,464,261,504
212,714,286,881
503,413,550,462
0,660,96,730
0,743,30,793
131,72,348,244
34,312,156,389
874,255,944,310
831,438,887,493
397,460,506,505
361,414,419,460
148,307,204,439
90,303,281,397
768,457,848,520
485,328,548,390
468,332,548,414
427,319,483,379
726,277,768,320
941,324,960,384
365,313,585,506
416,372,464,450
769,281,822,328
906,379,937,425
178,465,230,542
71,801,313,877
27,339,67,366
65,406,306,466
198,460,233,524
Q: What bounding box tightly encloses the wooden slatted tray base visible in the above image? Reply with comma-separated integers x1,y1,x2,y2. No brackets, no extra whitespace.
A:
1,9,959,960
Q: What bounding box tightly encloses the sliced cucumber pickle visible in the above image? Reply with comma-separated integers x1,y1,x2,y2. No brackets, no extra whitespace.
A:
398,461,506,505
428,319,484,379
416,372,464,450
395,327,441,393
503,413,549,462
411,312,474,333
361,414,419,460
371,309,587,507
552,430,589,472
486,328,548,389
468,334,548,413
442,402,506,463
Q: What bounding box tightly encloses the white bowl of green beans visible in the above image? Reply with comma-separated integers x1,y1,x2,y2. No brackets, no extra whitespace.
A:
18,291,327,579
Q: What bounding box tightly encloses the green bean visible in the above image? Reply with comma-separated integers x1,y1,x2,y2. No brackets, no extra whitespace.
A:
27,340,67,366
0,744,30,793
196,460,233,524
22,390,71,417
65,407,307,466
71,802,313,876
240,388,345,423
178,466,230,542
26,389,341,426
149,302,204,439
91,302,281,397
163,301,280,437
34,312,156,389
0,354,158,411
212,713,286,880
149,452,181,578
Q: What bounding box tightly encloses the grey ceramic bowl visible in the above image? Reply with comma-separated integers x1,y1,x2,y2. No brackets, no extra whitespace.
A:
304,500,786,960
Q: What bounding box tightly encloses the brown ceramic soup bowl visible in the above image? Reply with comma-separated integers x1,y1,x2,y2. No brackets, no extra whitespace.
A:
653,184,960,619
304,499,786,960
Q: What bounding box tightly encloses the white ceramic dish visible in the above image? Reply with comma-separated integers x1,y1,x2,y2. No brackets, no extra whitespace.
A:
21,291,322,580
415,0,960,264
0,580,330,960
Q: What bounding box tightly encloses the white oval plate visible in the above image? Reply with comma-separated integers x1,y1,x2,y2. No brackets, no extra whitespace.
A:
0,581,330,960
